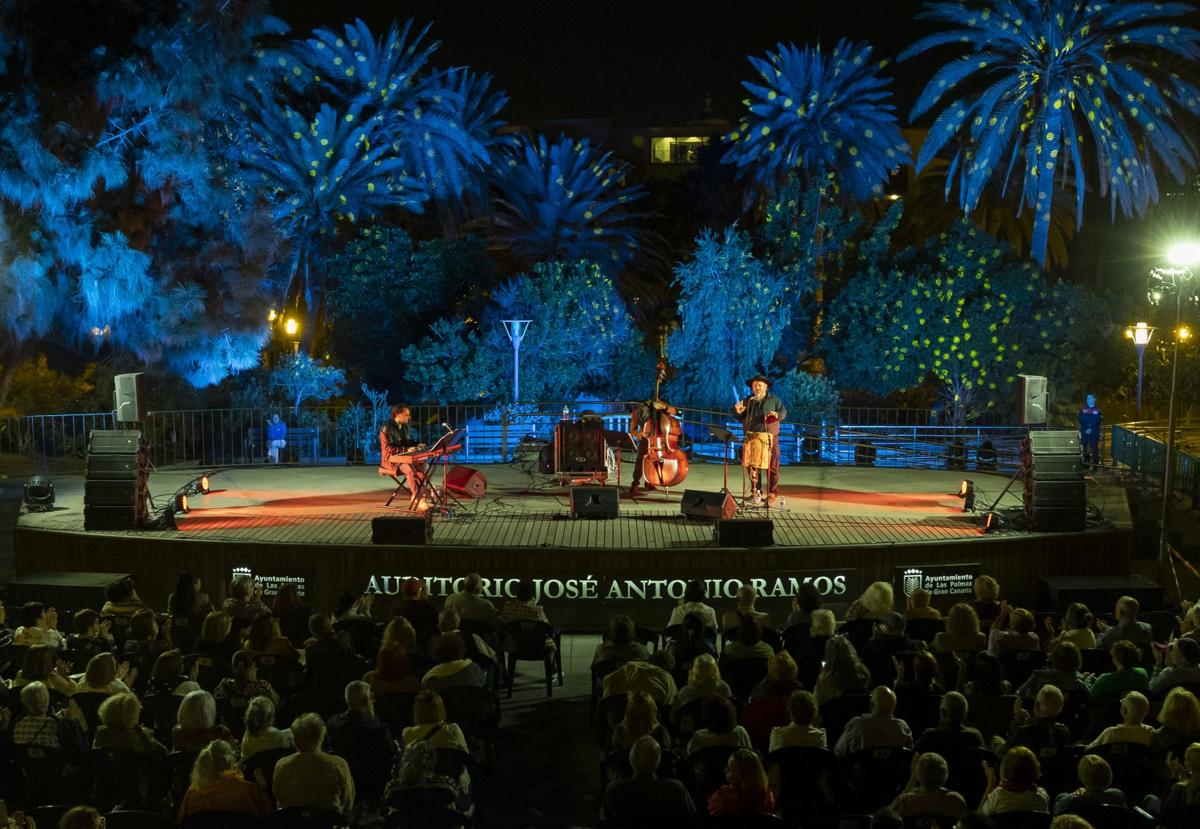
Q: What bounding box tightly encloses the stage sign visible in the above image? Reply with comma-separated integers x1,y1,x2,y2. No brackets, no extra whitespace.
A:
364,569,856,604
894,563,980,602
231,565,310,600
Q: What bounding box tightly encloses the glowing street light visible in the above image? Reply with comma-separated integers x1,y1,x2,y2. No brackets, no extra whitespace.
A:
284,318,300,354
1123,322,1155,415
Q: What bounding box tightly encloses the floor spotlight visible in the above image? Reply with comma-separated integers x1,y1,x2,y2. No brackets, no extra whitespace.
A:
23,476,55,512
958,479,976,512
175,492,189,514
983,511,1002,533
198,475,210,495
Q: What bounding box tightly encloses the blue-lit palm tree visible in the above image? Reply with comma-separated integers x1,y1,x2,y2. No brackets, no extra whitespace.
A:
901,0,1200,267
487,134,647,270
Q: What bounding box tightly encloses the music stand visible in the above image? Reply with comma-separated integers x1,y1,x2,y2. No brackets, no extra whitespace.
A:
605,429,639,493
706,424,736,495
428,428,466,516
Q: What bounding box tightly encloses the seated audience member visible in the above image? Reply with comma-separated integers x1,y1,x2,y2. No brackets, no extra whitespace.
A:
215,651,279,705
603,649,679,706
58,807,104,829
402,689,470,752
905,588,942,621
862,612,923,669
845,581,895,622
333,589,375,623
437,608,497,663
686,695,751,756
915,691,985,756
965,651,1011,698
1045,603,1096,651
422,633,487,692
169,572,213,619
1182,605,1200,643
970,575,1003,628
14,643,77,696
988,602,1039,657
894,650,943,703
889,751,968,821
93,692,168,761
749,650,804,702
273,713,356,816
769,689,826,751
444,572,503,628
177,737,271,823
1053,753,1126,816
382,740,471,820
722,584,771,631
667,580,719,630
365,616,421,695
1019,642,1088,700
143,649,194,698
707,748,775,817
835,685,913,756
173,689,234,752
222,573,268,621
76,652,133,696
612,690,671,751
123,608,172,663
933,603,987,653
11,681,86,750
1152,637,1200,694
593,614,649,665
980,745,1049,815
803,608,837,659
270,582,308,645
1096,595,1153,650
676,657,729,715
194,611,238,659
14,602,66,649
668,611,719,675
785,582,821,629
814,634,872,706
722,614,775,661
67,609,114,659
1086,690,1154,748
303,612,356,666
1007,684,1072,753
1087,639,1150,703
326,680,396,799
603,735,697,825
241,694,293,759
393,577,439,643
500,578,550,624
1157,743,1200,827
1155,687,1200,753
241,611,300,660
100,576,151,618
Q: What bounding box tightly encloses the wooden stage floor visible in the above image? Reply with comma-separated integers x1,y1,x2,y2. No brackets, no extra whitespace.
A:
17,462,1043,548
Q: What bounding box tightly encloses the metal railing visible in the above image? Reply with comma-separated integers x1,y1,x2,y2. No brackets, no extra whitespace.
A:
1112,420,1200,501
5,403,1030,476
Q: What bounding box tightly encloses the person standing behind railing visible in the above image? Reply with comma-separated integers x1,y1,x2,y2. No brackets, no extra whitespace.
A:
266,412,287,463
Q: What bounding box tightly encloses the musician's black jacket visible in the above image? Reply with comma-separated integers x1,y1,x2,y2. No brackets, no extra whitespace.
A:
380,420,418,453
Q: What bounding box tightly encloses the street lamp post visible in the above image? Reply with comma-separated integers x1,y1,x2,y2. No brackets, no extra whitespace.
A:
285,317,300,355
1124,322,1154,416
501,320,532,402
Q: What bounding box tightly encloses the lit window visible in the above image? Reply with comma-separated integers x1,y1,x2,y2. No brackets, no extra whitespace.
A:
650,136,709,164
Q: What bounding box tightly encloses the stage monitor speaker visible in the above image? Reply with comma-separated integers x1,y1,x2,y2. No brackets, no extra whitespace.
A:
445,465,488,499
680,489,736,521
86,454,143,479
715,518,773,547
570,486,619,519
555,421,606,473
371,513,432,544
88,430,144,455
114,372,145,423
1018,374,1048,425
84,505,139,530
83,479,145,507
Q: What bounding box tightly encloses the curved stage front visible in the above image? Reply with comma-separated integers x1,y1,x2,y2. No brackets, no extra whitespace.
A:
14,462,1134,628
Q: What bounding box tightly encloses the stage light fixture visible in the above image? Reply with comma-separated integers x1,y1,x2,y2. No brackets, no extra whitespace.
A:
958,479,976,512
199,475,210,494
23,476,55,512
175,492,189,514
983,511,1001,533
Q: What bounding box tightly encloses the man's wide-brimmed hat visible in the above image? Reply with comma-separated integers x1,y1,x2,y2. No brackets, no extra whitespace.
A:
746,375,772,388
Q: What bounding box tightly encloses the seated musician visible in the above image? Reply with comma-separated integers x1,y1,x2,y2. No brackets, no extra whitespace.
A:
380,405,427,493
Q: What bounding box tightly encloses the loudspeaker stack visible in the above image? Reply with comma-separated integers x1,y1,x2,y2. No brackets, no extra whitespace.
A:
555,421,606,474
1022,430,1086,532
84,430,150,530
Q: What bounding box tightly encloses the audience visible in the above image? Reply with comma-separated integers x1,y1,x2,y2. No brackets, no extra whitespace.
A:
58,807,103,829
686,696,751,755
915,691,984,755
304,611,356,664
444,572,503,628
845,581,895,622
889,751,968,821
1019,641,1088,700
326,680,396,803
603,735,698,825
1152,637,1200,694
1086,690,1154,748
1007,684,1072,754
13,643,76,696
905,588,942,621
194,610,238,659
241,694,293,758
668,611,719,674
123,608,172,663
980,745,1049,815
173,689,234,752
1096,595,1153,649
988,602,1039,656
707,748,775,817
223,573,269,620
500,578,550,624
748,651,804,702
168,572,213,618
1157,742,1200,827
671,653,731,713
14,602,66,649
1053,754,1126,815
75,652,133,696
834,685,913,756
603,649,678,706
400,689,472,810
273,712,356,816
381,740,470,820
814,634,871,706
785,582,822,628
1155,687,1200,753
721,614,774,661
333,589,375,623
422,633,487,692
971,575,1002,627
612,690,671,751
67,609,114,659
1045,602,1096,650
722,584,771,631
366,617,421,695
214,650,279,705
667,580,719,630
593,614,649,665
143,649,196,698
1087,639,1150,703
93,692,168,761
768,690,826,751
11,681,85,749
241,610,301,660
933,603,987,653
393,577,440,643
100,576,151,618
177,737,271,822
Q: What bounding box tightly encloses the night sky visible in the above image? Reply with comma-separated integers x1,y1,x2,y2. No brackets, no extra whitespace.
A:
280,0,941,126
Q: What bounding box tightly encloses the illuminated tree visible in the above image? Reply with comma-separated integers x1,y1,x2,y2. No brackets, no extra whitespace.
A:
901,0,1200,267
269,352,346,415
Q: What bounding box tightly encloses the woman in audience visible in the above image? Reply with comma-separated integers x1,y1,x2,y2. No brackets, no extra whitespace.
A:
707,748,775,817
382,740,469,820
93,692,168,761
421,633,486,692
194,610,238,659
933,603,987,653
67,609,114,660
769,689,826,751
914,692,984,756
222,573,268,621
304,612,356,665
1152,637,1200,694
1158,742,1200,826
500,578,550,624
143,649,195,697
1155,688,1200,754
1087,639,1150,703
803,608,837,660
173,689,234,752
964,651,1010,697
1182,605,1200,643
1044,603,1096,650
785,582,822,629
177,737,271,822
1086,691,1154,748
814,634,871,706
242,694,293,759
123,608,172,663
11,681,86,750
686,695,751,756
168,572,212,618
845,581,894,621
101,576,151,618
242,610,301,660
366,638,421,696
59,806,103,829
14,602,66,649
215,650,279,705
667,580,718,630
987,602,1039,657
271,582,310,646
1053,754,1125,815
401,688,473,809
75,652,134,696
611,690,671,751
905,589,942,621
13,643,76,696
749,650,804,702
593,615,648,665
673,654,732,713
979,745,1049,815
722,614,775,661
889,751,968,821
668,611,719,677
894,650,944,731
970,575,1002,627
1018,642,1088,701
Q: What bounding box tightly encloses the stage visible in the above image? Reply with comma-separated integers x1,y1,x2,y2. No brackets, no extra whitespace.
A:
14,461,1136,628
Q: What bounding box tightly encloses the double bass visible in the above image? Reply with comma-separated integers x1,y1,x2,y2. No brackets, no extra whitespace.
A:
640,361,689,487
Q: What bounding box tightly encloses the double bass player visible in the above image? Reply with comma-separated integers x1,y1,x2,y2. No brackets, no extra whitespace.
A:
735,375,787,505
628,395,678,496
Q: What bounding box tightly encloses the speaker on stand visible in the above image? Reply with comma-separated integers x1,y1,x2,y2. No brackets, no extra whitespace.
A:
1022,430,1086,532
84,430,150,530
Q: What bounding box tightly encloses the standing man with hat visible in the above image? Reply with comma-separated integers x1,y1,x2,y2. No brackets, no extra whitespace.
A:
735,375,787,504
